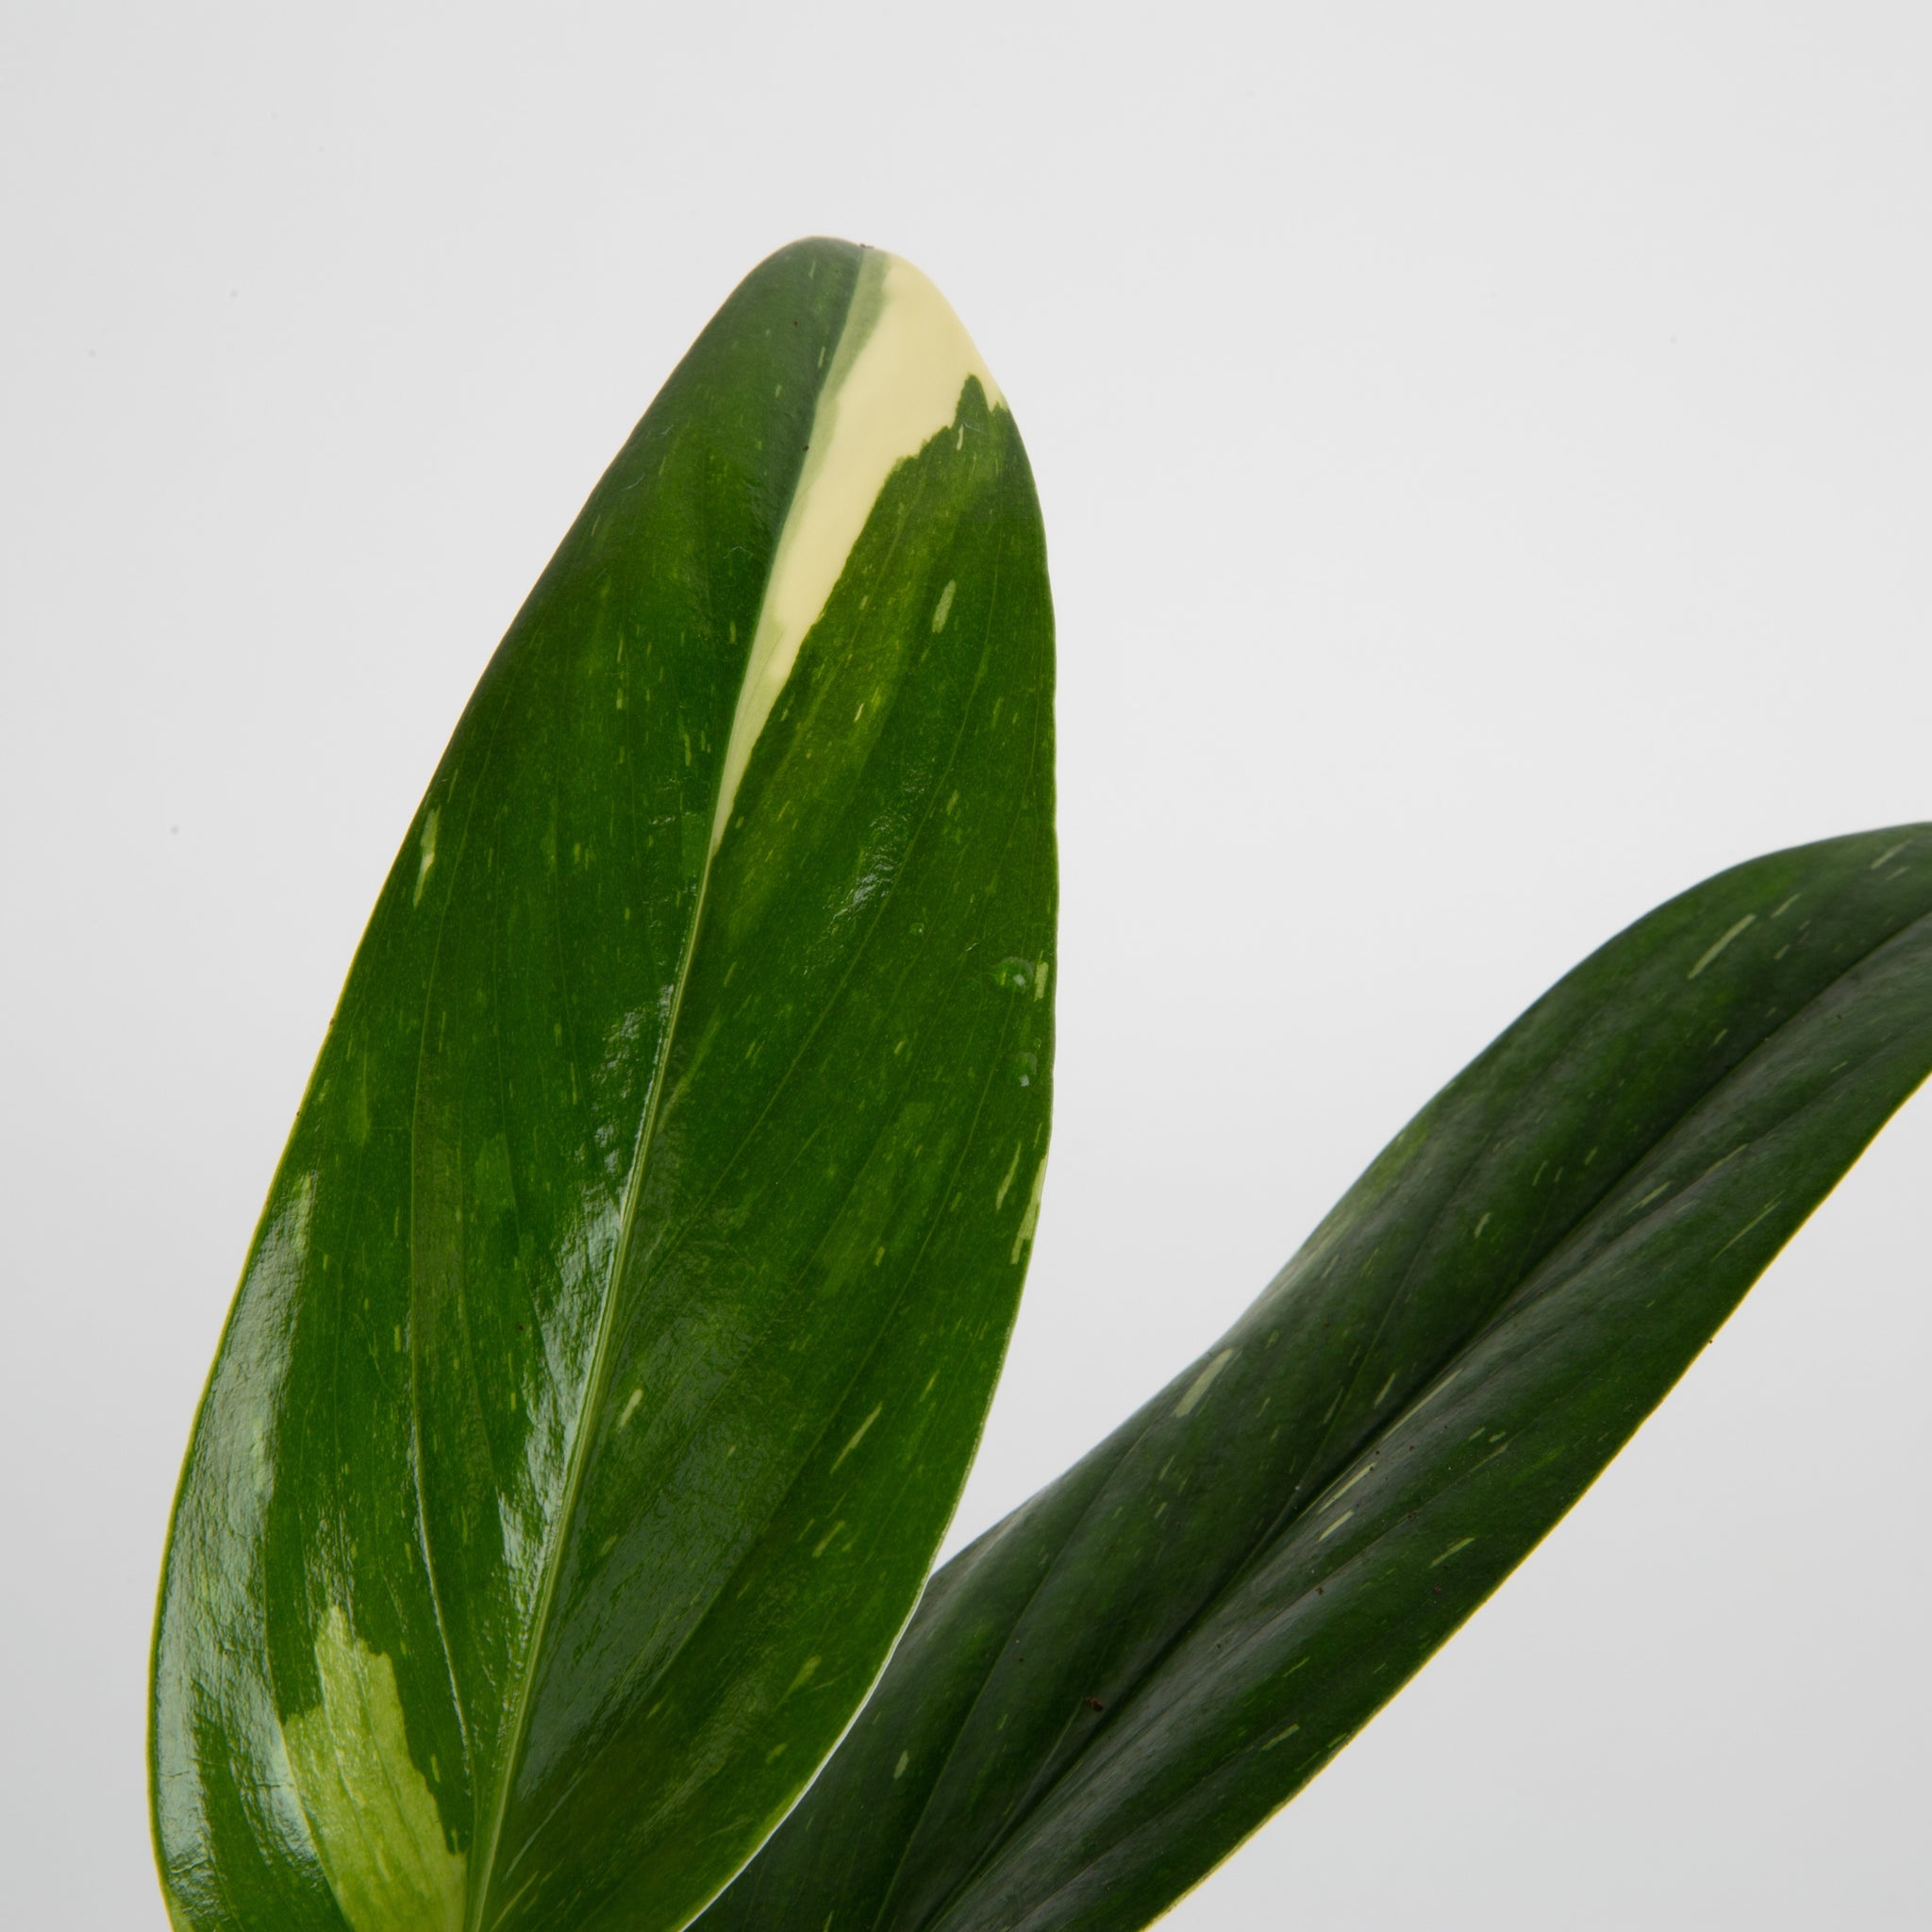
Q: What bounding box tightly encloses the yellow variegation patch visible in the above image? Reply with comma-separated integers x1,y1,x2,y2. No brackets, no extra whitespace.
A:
284,1608,466,1932
711,248,1004,851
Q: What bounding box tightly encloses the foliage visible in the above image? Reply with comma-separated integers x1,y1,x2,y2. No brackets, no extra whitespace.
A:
152,242,1930,1932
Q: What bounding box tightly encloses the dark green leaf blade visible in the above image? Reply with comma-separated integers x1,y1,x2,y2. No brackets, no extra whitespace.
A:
701,825,1932,1932
150,240,1056,1932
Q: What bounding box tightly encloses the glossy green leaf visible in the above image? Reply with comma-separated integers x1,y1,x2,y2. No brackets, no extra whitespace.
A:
701,825,1932,1932
150,239,1056,1932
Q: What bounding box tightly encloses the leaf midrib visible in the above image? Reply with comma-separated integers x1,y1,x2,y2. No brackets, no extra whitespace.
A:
486,471,1036,1926
462,307,866,1932
469,858,709,1932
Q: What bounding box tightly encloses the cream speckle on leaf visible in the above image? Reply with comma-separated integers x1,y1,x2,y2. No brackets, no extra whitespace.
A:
1688,913,1756,979
1008,1158,1047,1265
830,1405,884,1473
1174,1348,1236,1419
412,808,440,908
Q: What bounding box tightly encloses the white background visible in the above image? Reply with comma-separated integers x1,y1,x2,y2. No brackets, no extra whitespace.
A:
5,3,1930,1925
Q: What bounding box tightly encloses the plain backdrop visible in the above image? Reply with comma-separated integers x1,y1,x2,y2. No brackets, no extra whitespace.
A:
5,3,1930,1926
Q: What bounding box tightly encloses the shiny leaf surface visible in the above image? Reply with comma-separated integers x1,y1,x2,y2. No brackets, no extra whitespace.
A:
151,239,1056,1932
702,825,1932,1932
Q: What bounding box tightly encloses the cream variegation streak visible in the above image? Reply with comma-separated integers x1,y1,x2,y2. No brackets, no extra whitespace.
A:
710,249,1005,853
284,1607,466,1932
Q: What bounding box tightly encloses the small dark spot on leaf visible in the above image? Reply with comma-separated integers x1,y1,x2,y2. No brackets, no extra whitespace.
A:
1085,1697,1104,1712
